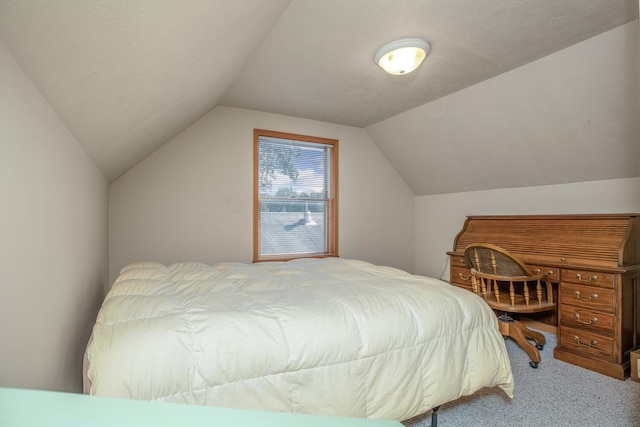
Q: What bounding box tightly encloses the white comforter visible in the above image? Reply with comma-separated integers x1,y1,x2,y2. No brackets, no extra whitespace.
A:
87,258,513,420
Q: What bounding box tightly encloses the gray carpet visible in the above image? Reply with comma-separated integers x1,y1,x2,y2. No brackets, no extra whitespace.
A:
403,330,640,427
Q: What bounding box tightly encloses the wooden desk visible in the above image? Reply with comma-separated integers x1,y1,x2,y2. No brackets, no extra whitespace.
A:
0,388,404,427
447,214,640,380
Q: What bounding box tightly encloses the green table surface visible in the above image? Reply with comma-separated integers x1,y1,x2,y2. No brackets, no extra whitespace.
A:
0,388,404,427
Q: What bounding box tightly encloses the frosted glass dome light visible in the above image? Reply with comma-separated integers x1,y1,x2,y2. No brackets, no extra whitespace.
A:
375,38,430,75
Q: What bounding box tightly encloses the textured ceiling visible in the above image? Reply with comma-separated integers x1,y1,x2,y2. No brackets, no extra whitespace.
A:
0,0,291,181
0,0,637,189
222,0,636,127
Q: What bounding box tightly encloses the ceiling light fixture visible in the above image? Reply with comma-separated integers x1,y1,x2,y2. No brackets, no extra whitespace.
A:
374,38,430,75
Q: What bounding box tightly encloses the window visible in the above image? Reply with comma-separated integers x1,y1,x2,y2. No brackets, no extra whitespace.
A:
254,129,338,262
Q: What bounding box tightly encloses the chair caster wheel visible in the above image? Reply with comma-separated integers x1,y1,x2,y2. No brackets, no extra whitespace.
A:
529,361,539,368
536,344,544,350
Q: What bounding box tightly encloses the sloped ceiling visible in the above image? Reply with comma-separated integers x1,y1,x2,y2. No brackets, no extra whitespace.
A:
0,0,637,192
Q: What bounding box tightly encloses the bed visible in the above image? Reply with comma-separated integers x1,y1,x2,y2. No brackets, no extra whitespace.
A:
85,257,514,421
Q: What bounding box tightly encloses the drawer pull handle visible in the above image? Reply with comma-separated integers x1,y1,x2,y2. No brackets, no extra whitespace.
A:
574,313,597,325
533,269,554,276
574,336,597,348
576,273,598,283
458,273,471,280
575,291,598,301
459,259,465,264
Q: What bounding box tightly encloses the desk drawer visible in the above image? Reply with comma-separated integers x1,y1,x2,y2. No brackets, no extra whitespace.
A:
559,326,613,360
559,307,614,336
560,283,614,313
450,255,469,268
561,269,614,288
450,266,473,289
527,265,559,281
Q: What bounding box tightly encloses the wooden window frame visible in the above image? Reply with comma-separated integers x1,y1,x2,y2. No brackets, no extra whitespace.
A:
253,129,339,263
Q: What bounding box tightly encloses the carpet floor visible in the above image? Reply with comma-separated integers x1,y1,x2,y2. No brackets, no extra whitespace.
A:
403,330,640,427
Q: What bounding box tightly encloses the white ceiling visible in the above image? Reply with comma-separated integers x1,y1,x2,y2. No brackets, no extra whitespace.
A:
0,0,637,191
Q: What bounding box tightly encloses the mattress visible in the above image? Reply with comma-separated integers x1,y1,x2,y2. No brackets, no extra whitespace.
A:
86,257,513,420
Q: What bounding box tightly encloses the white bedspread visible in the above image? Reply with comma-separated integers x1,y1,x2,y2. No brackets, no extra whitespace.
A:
87,258,513,420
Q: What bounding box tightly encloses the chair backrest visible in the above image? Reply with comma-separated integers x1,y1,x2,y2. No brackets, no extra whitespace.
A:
464,243,554,313
465,243,530,277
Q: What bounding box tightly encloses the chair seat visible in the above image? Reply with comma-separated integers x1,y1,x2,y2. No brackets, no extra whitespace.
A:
486,300,555,314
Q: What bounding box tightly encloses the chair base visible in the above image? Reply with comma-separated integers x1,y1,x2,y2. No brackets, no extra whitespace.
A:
498,315,546,367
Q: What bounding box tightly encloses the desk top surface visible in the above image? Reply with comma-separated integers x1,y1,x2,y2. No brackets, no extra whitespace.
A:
0,388,403,427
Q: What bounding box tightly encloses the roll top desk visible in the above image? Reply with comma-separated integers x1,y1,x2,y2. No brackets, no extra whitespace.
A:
447,214,640,379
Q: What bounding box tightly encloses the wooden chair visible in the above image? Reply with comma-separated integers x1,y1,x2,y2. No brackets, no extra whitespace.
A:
464,243,555,368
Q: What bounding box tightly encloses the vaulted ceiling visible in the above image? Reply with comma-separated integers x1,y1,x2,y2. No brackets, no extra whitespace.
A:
0,0,637,194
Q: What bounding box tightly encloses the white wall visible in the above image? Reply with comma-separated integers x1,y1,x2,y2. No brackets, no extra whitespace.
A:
412,19,640,279
109,106,415,283
415,177,640,280
0,42,108,392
